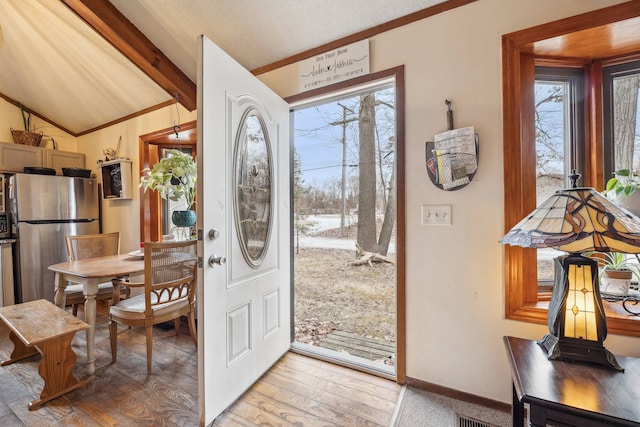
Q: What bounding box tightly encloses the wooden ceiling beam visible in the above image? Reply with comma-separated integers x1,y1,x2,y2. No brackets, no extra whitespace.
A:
60,0,197,111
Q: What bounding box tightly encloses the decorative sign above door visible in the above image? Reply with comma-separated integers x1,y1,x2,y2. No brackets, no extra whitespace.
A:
298,39,369,92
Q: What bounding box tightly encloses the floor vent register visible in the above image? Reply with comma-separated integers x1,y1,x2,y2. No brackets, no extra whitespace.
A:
456,414,499,427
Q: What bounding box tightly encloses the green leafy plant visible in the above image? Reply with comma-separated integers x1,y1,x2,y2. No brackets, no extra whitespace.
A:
139,149,197,210
605,169,640,198
18,103,33,131
601,252,634,271
587,251,640,281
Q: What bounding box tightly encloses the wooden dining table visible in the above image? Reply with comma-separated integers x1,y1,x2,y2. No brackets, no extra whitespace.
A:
48,253,144,375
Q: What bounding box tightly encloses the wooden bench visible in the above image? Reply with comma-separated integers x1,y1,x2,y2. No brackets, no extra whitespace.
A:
0,299,90,410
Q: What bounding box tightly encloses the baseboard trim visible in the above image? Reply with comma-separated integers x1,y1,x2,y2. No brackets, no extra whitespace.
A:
388,385,407,427
405,377,511,414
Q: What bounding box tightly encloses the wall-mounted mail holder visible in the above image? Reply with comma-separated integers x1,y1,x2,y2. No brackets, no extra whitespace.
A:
425,126,479,191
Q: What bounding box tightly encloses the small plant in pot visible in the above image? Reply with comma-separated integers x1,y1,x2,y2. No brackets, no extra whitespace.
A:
139,149,197,227
589,251,639,296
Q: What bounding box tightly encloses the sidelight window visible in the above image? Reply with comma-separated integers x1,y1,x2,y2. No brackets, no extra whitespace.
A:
534,67,585,286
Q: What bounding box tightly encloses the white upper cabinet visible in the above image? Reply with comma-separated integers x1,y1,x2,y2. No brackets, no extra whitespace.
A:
0,142,85,174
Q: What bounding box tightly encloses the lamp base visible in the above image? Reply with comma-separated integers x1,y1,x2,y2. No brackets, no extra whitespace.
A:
538,333,624,372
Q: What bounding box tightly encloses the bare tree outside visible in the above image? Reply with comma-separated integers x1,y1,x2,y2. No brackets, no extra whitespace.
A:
293,149,316,254
357,93,378,252
377,144,396,256
356,93,396,256
294,88,396,251
293,84,397,367
534,81,571,282
613,74,640,173
535,84,564,176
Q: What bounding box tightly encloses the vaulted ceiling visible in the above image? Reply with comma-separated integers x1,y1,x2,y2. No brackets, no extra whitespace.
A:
0,0,465,136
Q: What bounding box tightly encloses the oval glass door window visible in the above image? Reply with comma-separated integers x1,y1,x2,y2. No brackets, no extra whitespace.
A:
233,108,273,267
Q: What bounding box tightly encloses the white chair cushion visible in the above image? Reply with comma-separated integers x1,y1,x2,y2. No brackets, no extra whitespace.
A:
65,282,113,295
109,293,189,318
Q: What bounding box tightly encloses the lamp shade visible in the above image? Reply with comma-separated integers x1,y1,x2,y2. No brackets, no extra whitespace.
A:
501,187,640,253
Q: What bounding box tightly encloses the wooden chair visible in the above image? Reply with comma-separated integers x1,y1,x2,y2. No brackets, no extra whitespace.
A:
108,240,197,374
64,232,120,316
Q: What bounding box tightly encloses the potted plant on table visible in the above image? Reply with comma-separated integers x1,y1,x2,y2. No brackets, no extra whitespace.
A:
139,149,197,227
588,251,639,296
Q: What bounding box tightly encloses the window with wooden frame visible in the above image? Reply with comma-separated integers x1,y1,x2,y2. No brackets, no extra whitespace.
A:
534,66,586,295
139,121,197,243
502,2,640,336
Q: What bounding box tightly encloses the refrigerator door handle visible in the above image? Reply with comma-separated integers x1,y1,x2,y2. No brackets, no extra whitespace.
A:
23,219,97,225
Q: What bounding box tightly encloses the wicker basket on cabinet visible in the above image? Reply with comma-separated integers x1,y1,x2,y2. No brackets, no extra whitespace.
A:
10,128,43,146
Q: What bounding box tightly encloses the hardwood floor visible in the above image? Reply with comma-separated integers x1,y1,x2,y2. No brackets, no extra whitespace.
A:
216,352,401,426
0,305,199,426
0,305,401,426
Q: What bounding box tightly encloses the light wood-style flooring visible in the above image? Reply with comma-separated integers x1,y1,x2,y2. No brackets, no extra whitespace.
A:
216,352,400,426
0,305,401,426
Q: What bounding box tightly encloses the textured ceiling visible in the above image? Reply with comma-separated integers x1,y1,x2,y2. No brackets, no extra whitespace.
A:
108,0,448,81
0,0,448,135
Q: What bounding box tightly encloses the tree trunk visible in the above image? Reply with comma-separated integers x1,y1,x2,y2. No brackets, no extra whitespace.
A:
375,154,396,255
357,94,377,252
614,75,640,172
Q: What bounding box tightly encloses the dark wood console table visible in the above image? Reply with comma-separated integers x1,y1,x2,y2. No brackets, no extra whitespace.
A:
504,336,640,427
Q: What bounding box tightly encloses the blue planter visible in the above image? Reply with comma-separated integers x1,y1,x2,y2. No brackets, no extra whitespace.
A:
171,210,196,227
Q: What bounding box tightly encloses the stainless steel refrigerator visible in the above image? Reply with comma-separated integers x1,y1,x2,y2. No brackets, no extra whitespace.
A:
10,173,100,303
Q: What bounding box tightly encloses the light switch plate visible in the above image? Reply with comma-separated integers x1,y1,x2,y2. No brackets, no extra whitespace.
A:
421,205,452,225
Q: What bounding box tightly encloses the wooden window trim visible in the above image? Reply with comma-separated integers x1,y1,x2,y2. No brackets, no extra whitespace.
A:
502,2,640,337
139,121,197,243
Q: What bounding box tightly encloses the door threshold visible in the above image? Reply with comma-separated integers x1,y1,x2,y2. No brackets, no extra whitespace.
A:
291,341,396,380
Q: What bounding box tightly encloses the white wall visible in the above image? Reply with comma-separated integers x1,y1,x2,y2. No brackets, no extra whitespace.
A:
261,0,638,403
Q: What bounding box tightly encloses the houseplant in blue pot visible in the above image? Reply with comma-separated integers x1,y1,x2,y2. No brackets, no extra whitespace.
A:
139,149,197,227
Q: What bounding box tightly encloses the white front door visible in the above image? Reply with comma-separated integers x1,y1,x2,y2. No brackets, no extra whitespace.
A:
196,35,291,424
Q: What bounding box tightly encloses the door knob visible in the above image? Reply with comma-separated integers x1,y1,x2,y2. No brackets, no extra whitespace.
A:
208,254,226,267
208,229,220,240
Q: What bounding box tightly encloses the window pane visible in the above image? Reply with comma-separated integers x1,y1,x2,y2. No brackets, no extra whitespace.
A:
535,81,569,282
612,73,640,174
